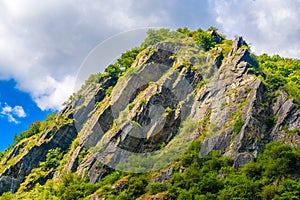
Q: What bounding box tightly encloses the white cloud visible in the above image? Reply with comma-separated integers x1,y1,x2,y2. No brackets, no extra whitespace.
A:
0,103,26,124
12,106,26,118
0,0,172,111
210,0,300,58
1,0,300,112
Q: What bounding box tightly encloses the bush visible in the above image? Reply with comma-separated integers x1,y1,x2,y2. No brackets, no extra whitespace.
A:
257,53,300,102
193,30,216,51
104,64,121,78
233,117,244,135
40,148,63,171
146,182,167,194
13,121,43,144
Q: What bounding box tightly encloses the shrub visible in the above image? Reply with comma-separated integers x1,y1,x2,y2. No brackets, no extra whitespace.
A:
146,182,167,194
233,117,244,135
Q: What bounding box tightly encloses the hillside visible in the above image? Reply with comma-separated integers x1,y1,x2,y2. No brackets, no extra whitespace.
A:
0,28,299,199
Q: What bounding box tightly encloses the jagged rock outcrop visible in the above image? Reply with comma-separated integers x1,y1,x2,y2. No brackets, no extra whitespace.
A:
229,36,248,56
195,37,299,167
0,35,299,195
270,91,300,142
0,122,77,194
75,42,201,179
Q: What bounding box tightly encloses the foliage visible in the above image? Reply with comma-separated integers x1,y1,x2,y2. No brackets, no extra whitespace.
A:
256,53,300,102
178,27,224,51
165,106,174,113
233,117,244,135
0,112,60,165
105,86,114,96
141,28,183,48
1,27,300,199
1,173,101,200
40,148,63,171
180,139,202,167
2,136,300,199
146,181,167,194
220,101,227,110
117,47,143,71
104,64,121,78
77,147,88,164
142,27,222,51
193,29,216,51
18,148,64,192
13,121,43,144
15,116,50,143
79,46,143,94
80,72,103,91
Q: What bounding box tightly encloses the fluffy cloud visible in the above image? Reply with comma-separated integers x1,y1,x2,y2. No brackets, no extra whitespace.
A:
0,103,26,124
210,0,300,58
0,0,174,110
1,0,300,111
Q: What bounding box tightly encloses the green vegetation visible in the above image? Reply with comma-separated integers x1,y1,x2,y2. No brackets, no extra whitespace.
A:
196,79,206,89
79,46,144,94
79,72,103,92
141,28,184,48
146,181,168,195
256,53,300,102
116,47,143,71
209,122,220,134
165,106,174,113
105,86,114,96
128,102,135,110
13,121,42,144
0,37,146,168
115,117,199,173
1,27,300,199
13,113,57,144
40,148,63,171
3,141,298,199
0,112,68,165
193,30,216,51
215,39,233,56
18,148,64,192
220,101,227,110
139,98,146,106
142,27,223,51
233,117,244,135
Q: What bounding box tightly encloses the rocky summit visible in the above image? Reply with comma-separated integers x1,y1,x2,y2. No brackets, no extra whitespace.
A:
0,28,299,199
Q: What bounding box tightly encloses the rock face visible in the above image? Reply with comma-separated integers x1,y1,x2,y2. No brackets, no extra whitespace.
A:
0,36,299,195
0,123,77,194
194,37,299,167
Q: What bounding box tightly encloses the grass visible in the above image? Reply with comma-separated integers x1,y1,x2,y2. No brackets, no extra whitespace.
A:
234,117,244,136
196,79,206,90
165,107,174,113
139,98,147,107
128,102,135,110
220,101,227,110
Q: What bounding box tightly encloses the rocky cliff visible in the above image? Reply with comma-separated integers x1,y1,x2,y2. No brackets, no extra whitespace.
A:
0,30,299,196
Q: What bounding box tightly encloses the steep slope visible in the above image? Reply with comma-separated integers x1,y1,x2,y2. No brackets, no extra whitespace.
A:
0,28,299,198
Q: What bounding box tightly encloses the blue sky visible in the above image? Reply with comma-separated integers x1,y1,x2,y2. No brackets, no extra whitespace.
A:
0,0,300,151
0,80,51,150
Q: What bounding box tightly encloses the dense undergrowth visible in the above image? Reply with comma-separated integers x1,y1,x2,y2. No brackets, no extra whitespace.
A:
1,141,299,199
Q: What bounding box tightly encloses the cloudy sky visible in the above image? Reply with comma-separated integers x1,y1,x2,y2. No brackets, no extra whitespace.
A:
0,0,300,149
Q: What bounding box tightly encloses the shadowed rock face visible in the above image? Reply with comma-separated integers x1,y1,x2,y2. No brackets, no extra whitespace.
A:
0,123,77,194
0,37,299,195
194,37,299,168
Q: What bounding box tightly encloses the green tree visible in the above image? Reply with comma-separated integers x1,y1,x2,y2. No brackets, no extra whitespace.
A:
104,64,121,78
14,121,43,144
117,47,142,71
40,148,63,171
193,30,216,51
